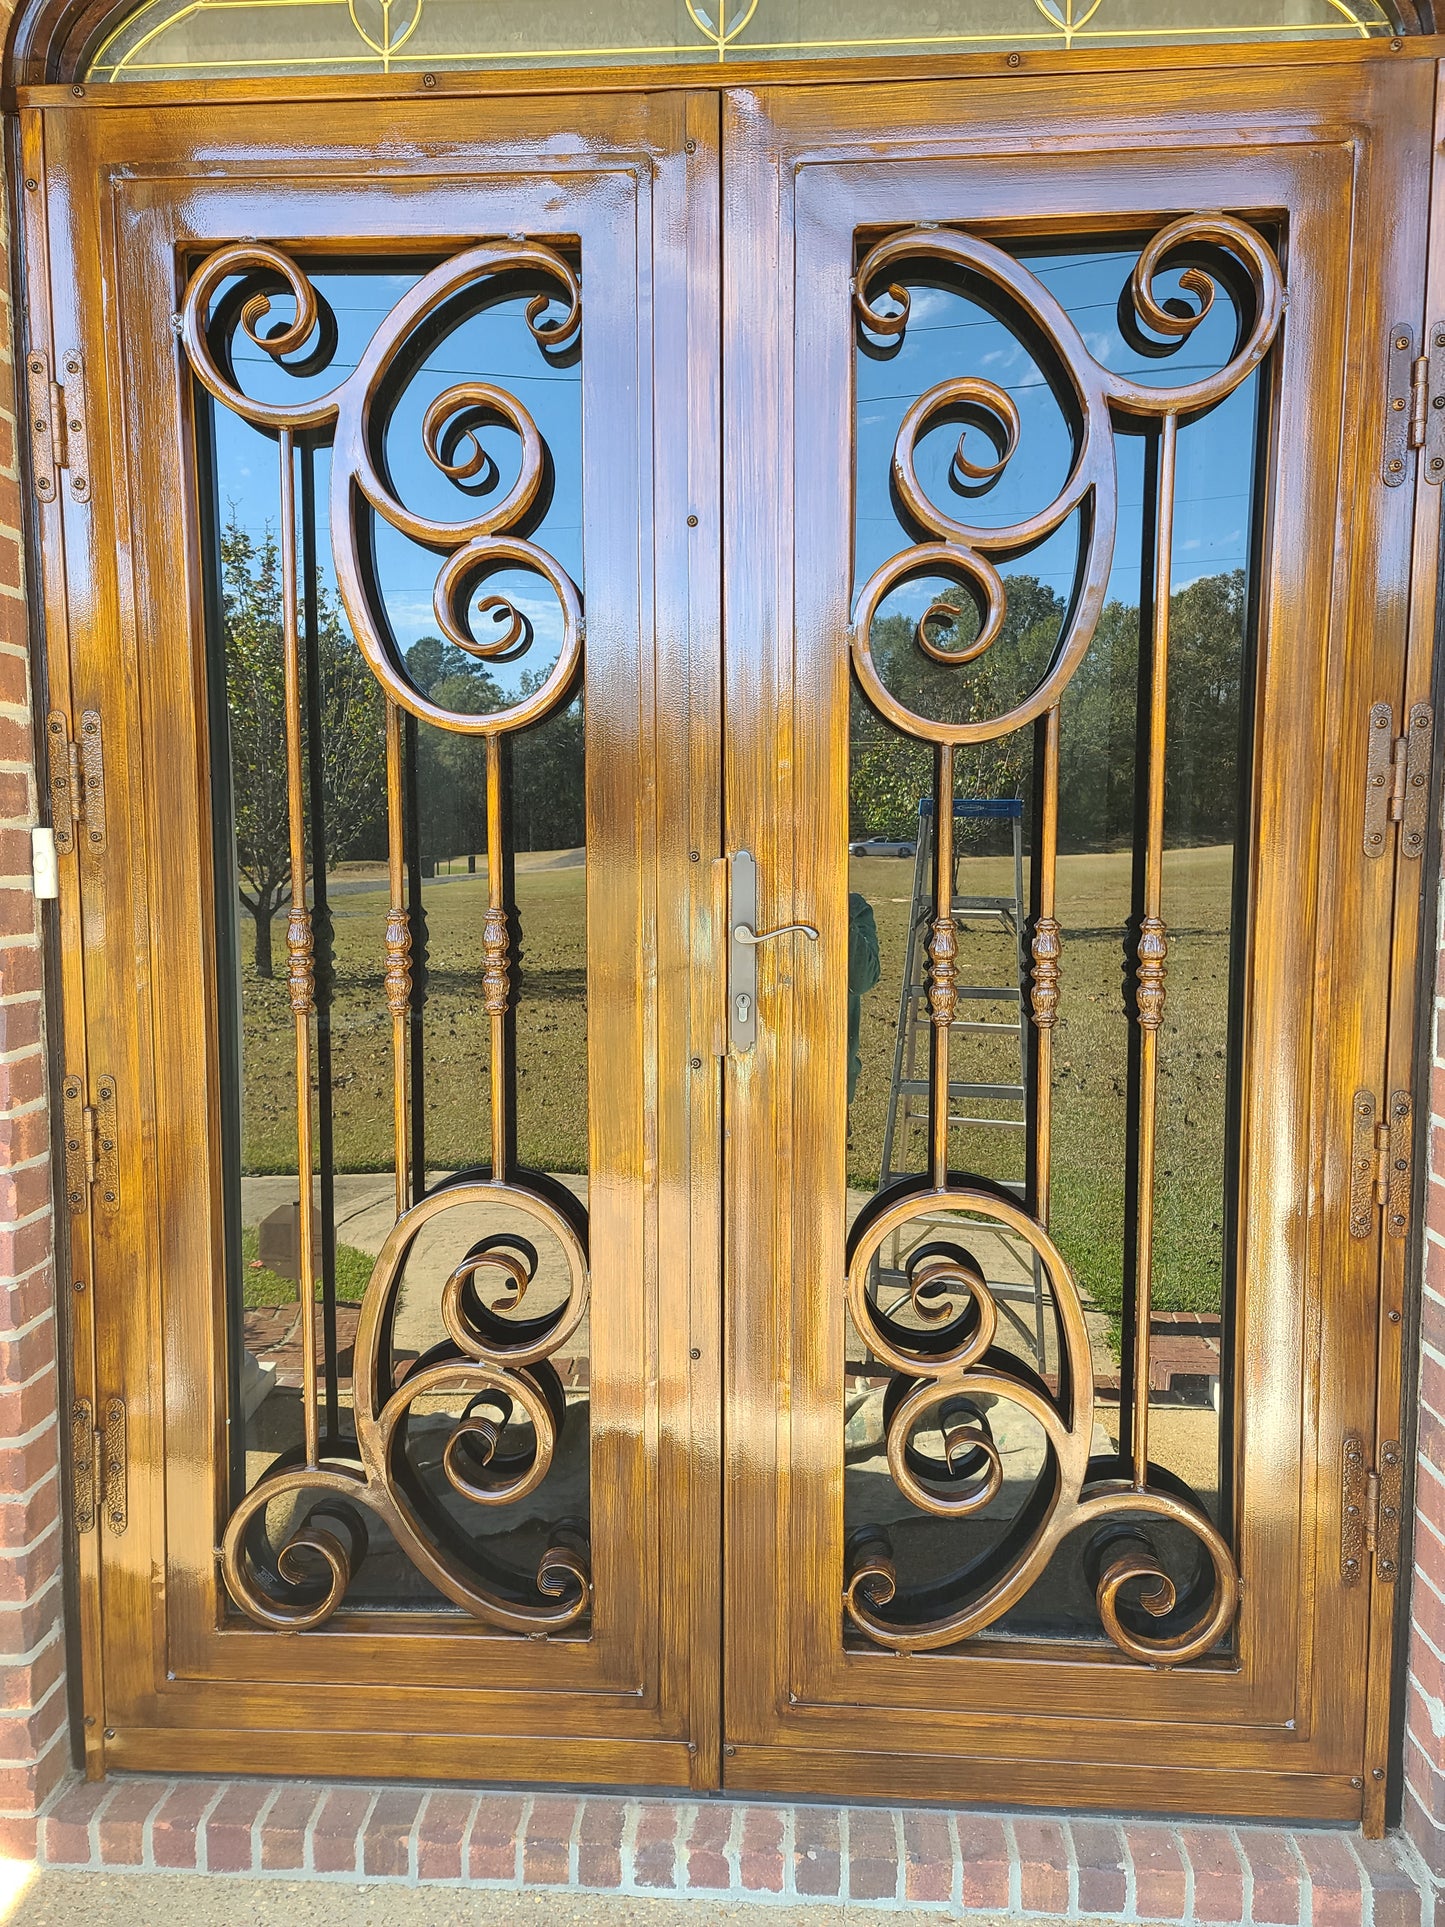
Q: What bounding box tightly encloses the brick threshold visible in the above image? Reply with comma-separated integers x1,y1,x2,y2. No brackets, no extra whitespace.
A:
12,1773,1439,1924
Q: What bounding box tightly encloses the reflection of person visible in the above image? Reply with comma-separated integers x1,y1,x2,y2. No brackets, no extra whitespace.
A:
847,892,881,1105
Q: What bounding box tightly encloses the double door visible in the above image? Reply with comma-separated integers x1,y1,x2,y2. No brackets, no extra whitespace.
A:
24,43,1439,1825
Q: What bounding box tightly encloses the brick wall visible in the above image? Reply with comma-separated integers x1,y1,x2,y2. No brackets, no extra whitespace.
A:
0,143,69,1857
1408,902,1445,1880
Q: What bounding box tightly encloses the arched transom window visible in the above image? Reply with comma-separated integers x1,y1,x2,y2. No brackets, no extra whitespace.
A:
85,0,1397,83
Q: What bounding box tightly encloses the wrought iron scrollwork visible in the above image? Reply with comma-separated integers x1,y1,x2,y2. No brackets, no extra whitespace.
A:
184,241,591,1634
847,215,1283,1664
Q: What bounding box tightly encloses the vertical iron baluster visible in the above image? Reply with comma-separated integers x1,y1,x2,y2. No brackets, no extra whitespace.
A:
928,746,957,1190
384,701,412,1219
404,712,427,1200
299,441,340,1441
1133,411,1177,1490
278,427,319,1471
484,733,511,1181
1030,704,1062,1224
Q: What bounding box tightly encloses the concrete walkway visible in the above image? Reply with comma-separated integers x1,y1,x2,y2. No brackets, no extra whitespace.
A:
3,1870,987,1924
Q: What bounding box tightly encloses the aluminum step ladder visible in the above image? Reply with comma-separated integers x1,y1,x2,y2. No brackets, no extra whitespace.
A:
875,795,1046,1361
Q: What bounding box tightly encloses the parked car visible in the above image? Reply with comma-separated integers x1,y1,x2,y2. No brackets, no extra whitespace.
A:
849,836,916,858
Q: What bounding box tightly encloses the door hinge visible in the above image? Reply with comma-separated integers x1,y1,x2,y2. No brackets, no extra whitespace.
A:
1349,1089,1412,1240
45,710,105,855
1363,701,1432,860
25,348,90,504
100,1398,126,1536
69,1397,95,1535
1384,320,1445,485
61,1073,119,1216
1342,1435,1403,1584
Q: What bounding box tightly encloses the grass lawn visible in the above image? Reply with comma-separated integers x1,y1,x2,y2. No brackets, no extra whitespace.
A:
238,1224,375,1308
236,845,1235,1322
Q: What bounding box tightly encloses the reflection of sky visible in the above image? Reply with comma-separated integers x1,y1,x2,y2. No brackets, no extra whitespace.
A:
855,244,1262,623
208,268,582,700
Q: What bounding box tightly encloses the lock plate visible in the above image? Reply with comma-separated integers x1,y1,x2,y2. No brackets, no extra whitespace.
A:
730,850,759,1053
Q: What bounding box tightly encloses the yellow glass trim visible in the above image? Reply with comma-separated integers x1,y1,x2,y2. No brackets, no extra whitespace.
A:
87,0,1389,81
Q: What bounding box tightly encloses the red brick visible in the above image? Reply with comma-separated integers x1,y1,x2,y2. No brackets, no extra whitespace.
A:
0,1521,60,1603
0,1431,58,1521
0,1815,36,1858
1181,1826,1246,1923
416,1790,476,1882
0,1279,55,1350
41,1775,107,1865
0,1573,63,1658
361,1785,422,1878
1015,1816,1069,1913
847,1806,898,1901
0,1730,66,1818
1126,1823,1187,1921
0,596,25,655
151,1780,223,1870
0,1626,63,1710
0,1473,57,1553
0,1103,47,1167
738,1806,784,1894
201,1780,269,1873
310,1786,371,1875
1406,1781,1445,1881
0,948,42,1000
0,535,23,591
684,1802,733,1890
1073,1819,1128,1917
576,1796,624,1890
902,1808,952,1903
1237,1828,1302,1925
633,1801,679,1890
1352,1838,1422,1927
793,1805,840,1898
959,1815,1011,1911
0,1677,64,1765
468,1792,523,1882
0,1318,54,1391
521,1794,575,1886
258,1781,319,1871
96,1778,167,1866
1296,1829,1365,1927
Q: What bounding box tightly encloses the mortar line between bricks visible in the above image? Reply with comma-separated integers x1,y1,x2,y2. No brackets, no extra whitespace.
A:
1283,1828,1310,1927
456,1791,482,1886
782,1804,797,1901
251,1784,284,1876
1230,1826,1255,1926
837,1806,849,1905
0,1463,60,1510
724,1798,742,1890
677,1799,697,1894
85,1777,112,1868
1343,1835,1376,1927
138,1778,175,1872
0,1667,69,1745
0,1618,63,1668
1178,1828,1197,1925
1300,1858,1316,1927
946,1811,963,1914
404,1789,423,1884
1116,1820,1140,1924
351,1789,380,1880
567,1790,584,1887
0,1306,58,1355
194,1781,230,1877
1063,1816,1081,1917
515,1793,534,1888
618,1796,640,1894
1003,1818,1022,1915
890,1807,905,1906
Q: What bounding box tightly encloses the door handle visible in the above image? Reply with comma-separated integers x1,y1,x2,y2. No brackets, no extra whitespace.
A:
728,850,818,1053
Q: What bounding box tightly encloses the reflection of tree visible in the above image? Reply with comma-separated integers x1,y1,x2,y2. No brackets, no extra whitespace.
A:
849,568,1248,853
221,514,385,976
849,574,1059,839
406,639,585,861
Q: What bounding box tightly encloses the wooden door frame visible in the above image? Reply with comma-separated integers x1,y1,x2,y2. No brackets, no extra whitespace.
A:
11,31,1445,1827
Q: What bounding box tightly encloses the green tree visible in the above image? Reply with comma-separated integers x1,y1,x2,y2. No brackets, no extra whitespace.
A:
221,514,386,976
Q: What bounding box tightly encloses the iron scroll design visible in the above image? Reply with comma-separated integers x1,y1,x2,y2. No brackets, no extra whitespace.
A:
181,241,591,1633
845,215,1283,1664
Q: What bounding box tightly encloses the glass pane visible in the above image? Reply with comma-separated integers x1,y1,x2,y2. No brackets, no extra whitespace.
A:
200,250,594,1629
87,0,1392,82
844,221,1267,1658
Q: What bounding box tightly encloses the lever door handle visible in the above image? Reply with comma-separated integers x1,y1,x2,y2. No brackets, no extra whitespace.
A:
728,852,816,1053
732,920,820,946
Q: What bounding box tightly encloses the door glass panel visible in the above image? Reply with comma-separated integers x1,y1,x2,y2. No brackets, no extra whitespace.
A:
844,221,1272,1655
85,0,1392,82
196,248,594,1629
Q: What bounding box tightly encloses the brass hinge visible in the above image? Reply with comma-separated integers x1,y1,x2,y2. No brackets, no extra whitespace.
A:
1349,1089,1412,1240
45,710,105,856
1384,320,1445,485
25,348,89,504
61,1073,119,1216
1363,701,1432,860
70,1397,95,1535
1342,1435,1403,1584
100,1398,126,1536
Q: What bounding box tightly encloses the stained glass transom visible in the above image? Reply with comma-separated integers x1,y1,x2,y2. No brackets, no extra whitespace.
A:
86,0,1394,83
